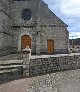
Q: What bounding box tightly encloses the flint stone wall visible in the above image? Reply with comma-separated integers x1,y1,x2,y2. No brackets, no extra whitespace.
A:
29,53,80,76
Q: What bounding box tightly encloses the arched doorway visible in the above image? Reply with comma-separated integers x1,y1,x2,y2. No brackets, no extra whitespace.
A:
21,35,31,50
47,39,54,54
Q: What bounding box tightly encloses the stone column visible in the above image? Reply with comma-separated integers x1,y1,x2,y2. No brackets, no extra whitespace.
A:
36,18,41,54
22,46,31,77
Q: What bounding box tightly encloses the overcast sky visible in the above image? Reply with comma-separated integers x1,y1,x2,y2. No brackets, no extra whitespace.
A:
43,0,80,39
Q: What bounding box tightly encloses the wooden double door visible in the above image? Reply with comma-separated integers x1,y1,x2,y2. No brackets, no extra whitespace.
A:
47,39,54,54
21,35,31,50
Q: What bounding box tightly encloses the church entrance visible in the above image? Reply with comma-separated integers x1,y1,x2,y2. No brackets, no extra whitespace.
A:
47,39,54,54
21,35,31,50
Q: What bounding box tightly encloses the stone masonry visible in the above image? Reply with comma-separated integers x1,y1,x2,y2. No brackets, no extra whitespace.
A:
29,53,80,76
0,53,80,84
0,0,69,56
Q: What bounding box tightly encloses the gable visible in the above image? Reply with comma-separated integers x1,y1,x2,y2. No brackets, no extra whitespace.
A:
48,9,68,27
8,0,68,27
38,0,68,27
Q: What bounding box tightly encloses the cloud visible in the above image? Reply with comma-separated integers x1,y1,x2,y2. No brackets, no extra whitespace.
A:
69,32,80,39
43,0,80,38
60,0,80,17
44,0,80,17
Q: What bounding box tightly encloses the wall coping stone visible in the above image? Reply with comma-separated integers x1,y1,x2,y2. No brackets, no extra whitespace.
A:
30,53,80,59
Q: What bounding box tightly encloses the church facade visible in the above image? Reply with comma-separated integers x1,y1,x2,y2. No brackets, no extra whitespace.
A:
0,0,69,56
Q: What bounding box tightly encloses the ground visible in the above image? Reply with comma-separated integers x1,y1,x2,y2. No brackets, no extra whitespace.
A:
0,69,80,92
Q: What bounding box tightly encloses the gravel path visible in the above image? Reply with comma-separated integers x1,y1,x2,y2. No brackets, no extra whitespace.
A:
0,69,80,92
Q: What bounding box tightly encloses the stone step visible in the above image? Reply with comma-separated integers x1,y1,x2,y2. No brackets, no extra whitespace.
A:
0,60,23,65
0,68,23,84
0,60,23,75
0,55,23,84
0,69,18,74
0,53,23,61
0,65,23,69
0,65,23,74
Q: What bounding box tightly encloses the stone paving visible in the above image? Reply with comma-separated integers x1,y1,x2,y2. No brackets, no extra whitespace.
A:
0,69,80,92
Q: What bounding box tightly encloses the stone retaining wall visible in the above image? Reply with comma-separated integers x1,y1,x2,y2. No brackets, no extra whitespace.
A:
29,53,80,76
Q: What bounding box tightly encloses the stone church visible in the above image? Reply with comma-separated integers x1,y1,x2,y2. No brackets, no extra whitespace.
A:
0,0,69,56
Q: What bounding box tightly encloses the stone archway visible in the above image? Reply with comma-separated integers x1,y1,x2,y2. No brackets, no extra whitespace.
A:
21,35,31,50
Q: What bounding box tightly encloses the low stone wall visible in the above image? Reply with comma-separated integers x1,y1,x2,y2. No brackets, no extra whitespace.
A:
1,53,80,81
29,53,80,76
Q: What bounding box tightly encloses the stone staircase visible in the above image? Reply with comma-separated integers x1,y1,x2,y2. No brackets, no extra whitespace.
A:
0,54,23,84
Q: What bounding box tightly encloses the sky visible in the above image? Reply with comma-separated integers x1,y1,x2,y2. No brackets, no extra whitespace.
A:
43,0,80,39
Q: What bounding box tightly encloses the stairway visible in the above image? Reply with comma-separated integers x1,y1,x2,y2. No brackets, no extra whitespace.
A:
0,59,23,84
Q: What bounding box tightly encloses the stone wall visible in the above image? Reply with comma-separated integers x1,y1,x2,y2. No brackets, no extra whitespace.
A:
0,0,69,55
9,0,69,54
9,0,39,26
0,4,14,56
29,53,80,76
40,26,69,54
